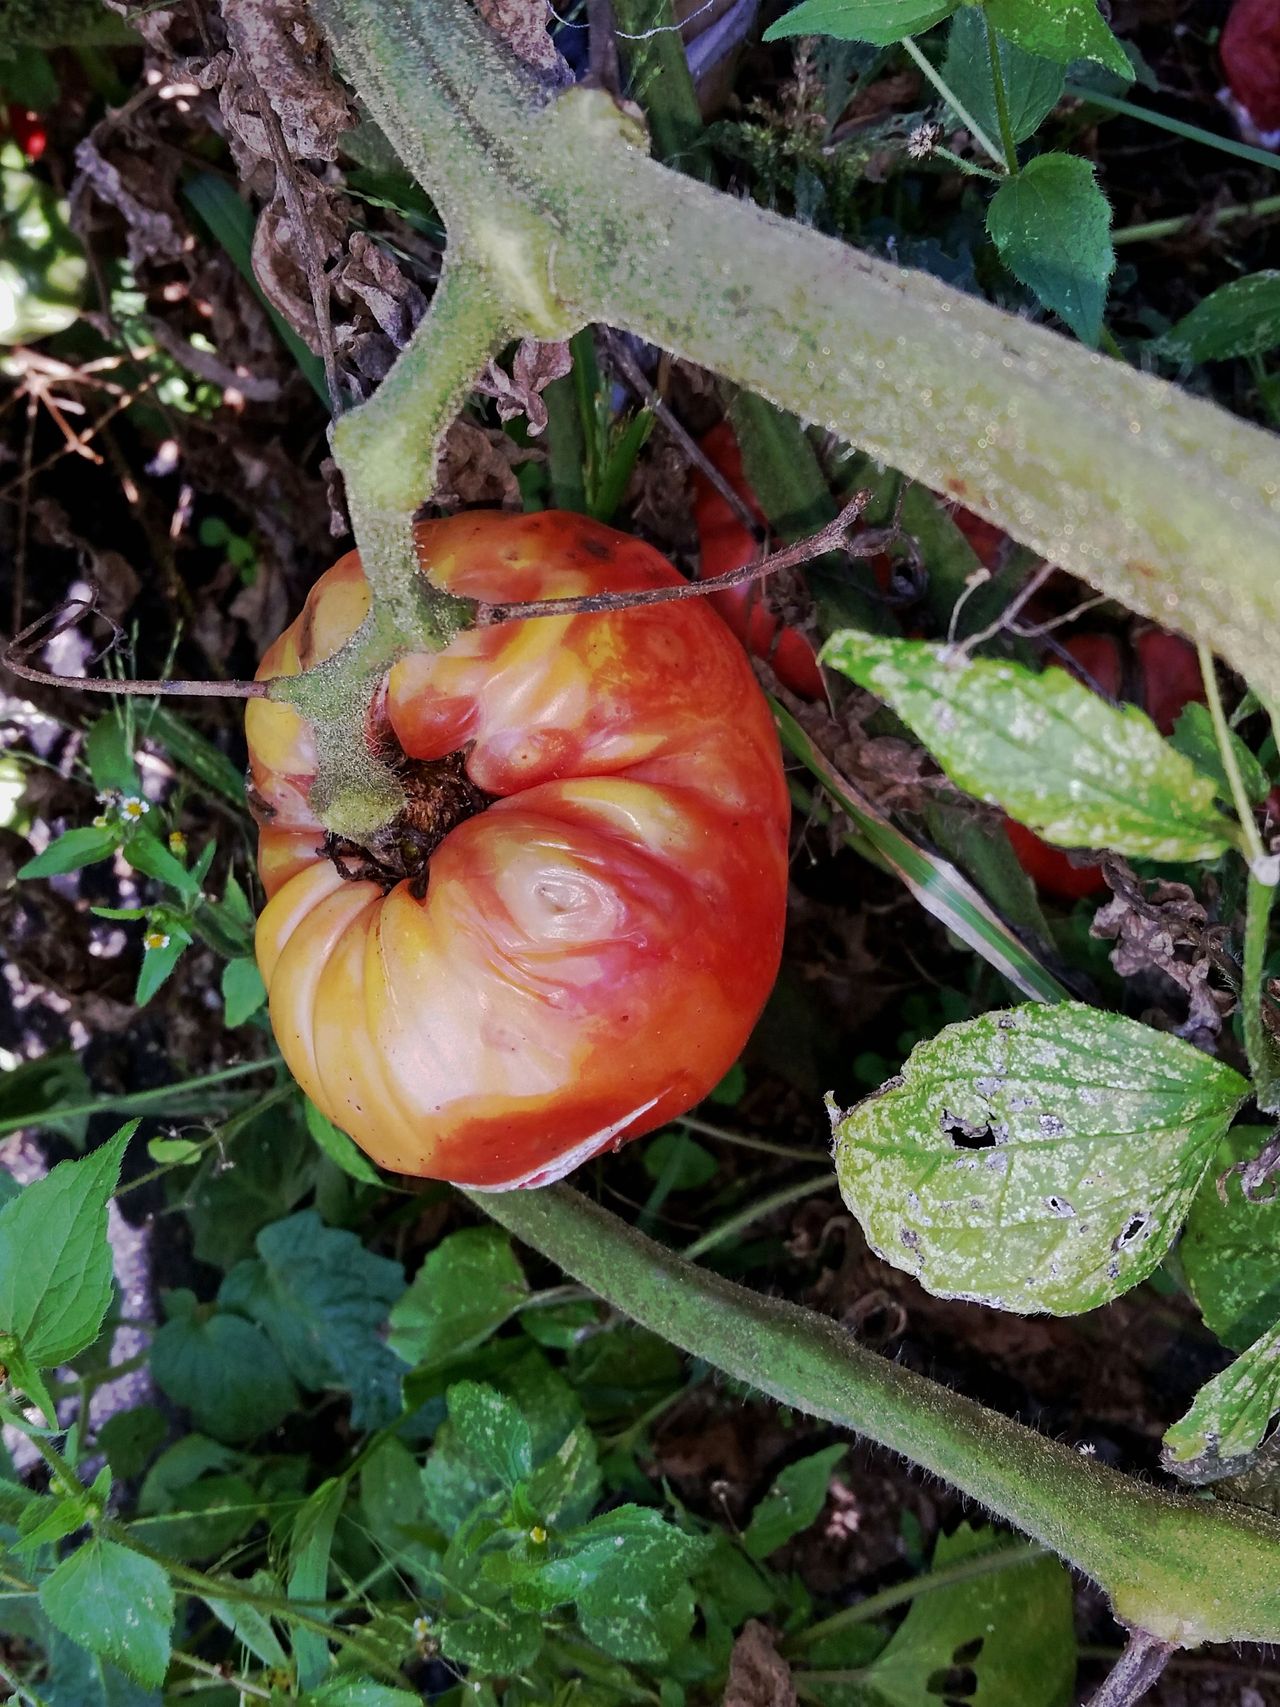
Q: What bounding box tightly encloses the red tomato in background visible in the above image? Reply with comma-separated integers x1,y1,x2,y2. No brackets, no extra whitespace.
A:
4,106,47,162
1221,0,1280,132
949,504,1007,571
247,511,790,1188
691,423,830,701
1133,627,1205,736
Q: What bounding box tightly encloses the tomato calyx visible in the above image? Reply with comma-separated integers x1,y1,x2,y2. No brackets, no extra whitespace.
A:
325,746,494,897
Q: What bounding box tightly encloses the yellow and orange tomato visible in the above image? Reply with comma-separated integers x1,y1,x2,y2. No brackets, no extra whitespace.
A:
246,511,790,1188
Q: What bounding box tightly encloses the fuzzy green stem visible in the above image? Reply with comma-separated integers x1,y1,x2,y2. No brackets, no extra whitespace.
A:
470,1183,1280,1648
313,0,1280,716
1197,642,1271,877
901,35,1005,171
983,14,1019,176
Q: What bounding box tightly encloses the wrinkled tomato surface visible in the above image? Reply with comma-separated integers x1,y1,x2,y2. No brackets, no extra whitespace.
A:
246,511,790,1188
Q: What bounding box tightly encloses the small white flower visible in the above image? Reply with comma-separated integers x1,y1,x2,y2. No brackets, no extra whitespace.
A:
120,796,150,819
907,120,943,161
144,931,170,951
412,1615,431,1642
95,789,118,806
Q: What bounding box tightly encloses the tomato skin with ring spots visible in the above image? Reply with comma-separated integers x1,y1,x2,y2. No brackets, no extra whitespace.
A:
246,511,790,1189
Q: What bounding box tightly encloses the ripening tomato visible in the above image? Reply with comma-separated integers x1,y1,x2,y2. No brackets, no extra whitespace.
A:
691,423,828,701
1002,633,1124,902
1133,627,1204,737
246,511,790,1188
1221,0,1280,132
4,106,47,163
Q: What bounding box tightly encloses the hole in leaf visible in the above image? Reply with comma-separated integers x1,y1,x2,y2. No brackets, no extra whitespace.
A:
926,1664,979,1700
952,1638,985,1665
942,1110,997,1151
1114,1213,1149,1250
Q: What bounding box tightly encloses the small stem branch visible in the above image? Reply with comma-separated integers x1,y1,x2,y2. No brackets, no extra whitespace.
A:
1112,191,1280,247
1197,642,1272,878
1085,1630,1175,1707
2,589,267,699
790,1543,1051,1652
479,494,870,623
900,35,1006,172
682,1172,833,1261
983,14,1019,175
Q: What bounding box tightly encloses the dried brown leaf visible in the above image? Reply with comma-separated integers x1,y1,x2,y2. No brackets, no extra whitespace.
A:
475,338,571,436
435,418,533,511
219,0,353,163
723,1621,797,1707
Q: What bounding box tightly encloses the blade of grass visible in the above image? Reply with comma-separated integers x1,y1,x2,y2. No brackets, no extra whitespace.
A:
775,702,1071,1004
1067,85,1280,175
183,172,330,403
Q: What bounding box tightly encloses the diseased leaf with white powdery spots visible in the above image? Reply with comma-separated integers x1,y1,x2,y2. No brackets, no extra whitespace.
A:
1164,1316,1280,1482
820,633,1234,861
831,1003,1247,1314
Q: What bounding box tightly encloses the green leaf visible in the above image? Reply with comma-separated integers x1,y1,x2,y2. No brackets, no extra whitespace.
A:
742,1444,847,1558
1171,702,1270,805
288,1477,346,1688
144,707,247,808
133,927,191,1007
984,0,1129,76
122,833,198,900
146,1136,203,1167
986,152,1114,344
846,1525,1076,1707
820,634,1234,861
303,1097,383,1185
537,1506,712,1662
438,1605,544,1674
203,1571,288,1669
84,716,139,797
307,1685,423,1707
1182,1127,1280,1351
187,1113,315,1269
0,1123,133,1369
218,1210,406,1430
150,1289,298,1443
0,1049,91,1144
446,1381,534,1489
96,1406,168,1482
1164,1316,1280,1481
641,1131,718,1190
39,1538,174,1688
831,1002,1248,1314
18,824,117,879
763,0,957,44
0,157,84,345
942,10,1064,145
40,1623,161,1707
1159,270,1280,364
389,1225,528,1368
221,956,266,1027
